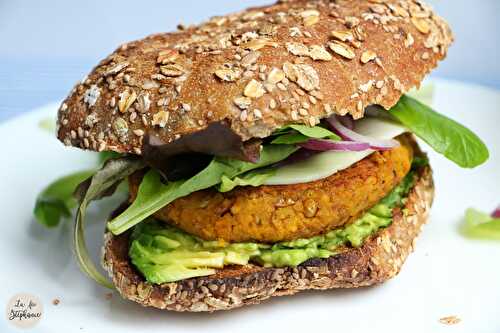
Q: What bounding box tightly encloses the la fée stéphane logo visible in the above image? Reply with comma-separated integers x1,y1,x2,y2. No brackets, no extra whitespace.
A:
5,293,43,329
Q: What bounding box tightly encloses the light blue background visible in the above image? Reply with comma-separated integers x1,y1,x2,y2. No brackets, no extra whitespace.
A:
0,0,498,121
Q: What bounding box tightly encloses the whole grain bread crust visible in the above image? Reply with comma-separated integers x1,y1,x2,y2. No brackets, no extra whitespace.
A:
57,0,452,154
102,164,434,312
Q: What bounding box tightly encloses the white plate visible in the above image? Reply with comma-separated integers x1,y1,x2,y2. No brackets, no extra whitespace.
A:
0,79,499,333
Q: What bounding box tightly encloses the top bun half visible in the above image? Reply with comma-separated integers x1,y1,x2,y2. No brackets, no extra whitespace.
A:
56,0,452,155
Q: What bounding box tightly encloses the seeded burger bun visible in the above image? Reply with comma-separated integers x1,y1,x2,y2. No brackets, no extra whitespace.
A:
56,0,452,155
57,0,451,312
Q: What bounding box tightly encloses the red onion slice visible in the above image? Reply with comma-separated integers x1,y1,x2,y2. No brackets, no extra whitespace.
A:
300,139,370,151
492,206,500,219
326,115,400,151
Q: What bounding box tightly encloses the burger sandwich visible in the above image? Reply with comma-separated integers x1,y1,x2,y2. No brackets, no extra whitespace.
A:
37,0,489,312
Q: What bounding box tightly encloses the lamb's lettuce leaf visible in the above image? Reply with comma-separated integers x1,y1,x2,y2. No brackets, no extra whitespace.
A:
271,132,311,144
271,124,340,144
73,157,145,288
34,151,124,228
98,151,122,164
390,95,489,168
218,168,276,192
461,208,500,240
107,144,298,235
34,170,95,227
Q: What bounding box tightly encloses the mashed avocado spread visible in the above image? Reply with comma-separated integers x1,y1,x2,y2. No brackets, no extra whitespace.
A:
129,170,417,284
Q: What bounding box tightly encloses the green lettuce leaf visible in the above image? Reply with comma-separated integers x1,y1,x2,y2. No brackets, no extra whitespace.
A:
33,151,124,228
107,144,298,235
98,151,122,164
461,208,500,240
287,124,339,138
271,132,311,144
218,168,276,192
390,95,489,168
73,157,145,288
34,170,95,227
271,124,340,144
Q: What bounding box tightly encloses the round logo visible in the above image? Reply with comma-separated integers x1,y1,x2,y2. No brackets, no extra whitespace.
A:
5,293,43,329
